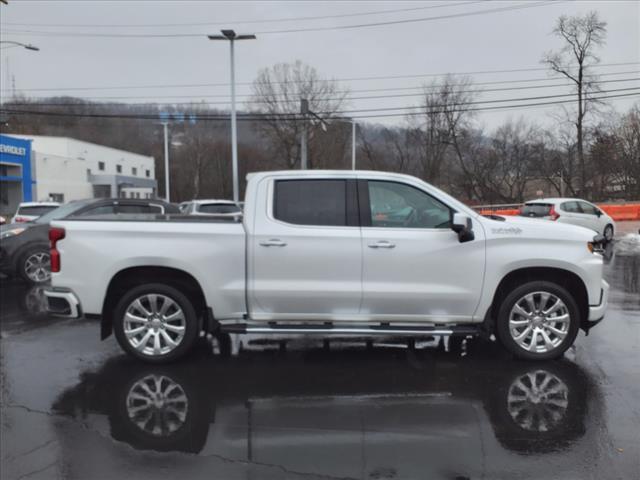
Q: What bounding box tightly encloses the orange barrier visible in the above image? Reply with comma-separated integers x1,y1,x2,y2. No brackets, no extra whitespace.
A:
478,203,640,221
598,204,640,221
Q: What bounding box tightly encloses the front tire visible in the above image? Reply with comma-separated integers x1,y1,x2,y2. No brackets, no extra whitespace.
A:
496,281,580,361
113,283,199,363
603,224,614,243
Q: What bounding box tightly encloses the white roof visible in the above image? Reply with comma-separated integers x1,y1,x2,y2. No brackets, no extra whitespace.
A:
191,199,237,205
526,198,591,204
18,201,60,207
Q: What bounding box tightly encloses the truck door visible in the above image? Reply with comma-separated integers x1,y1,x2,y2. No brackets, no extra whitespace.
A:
249,177,362,320
359,179,485,322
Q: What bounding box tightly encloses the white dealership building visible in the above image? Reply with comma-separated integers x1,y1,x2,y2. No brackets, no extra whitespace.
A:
5,134,157,205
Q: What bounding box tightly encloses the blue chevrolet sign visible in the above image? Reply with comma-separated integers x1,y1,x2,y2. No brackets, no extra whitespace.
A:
0,134,33,202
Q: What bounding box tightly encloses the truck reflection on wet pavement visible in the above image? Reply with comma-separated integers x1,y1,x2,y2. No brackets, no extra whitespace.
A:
1,236,638,480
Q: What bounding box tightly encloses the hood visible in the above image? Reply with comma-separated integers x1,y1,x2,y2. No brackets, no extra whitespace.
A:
0,221,39,234
482,215,597,243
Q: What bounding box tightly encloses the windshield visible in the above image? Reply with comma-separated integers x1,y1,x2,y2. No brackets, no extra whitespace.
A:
35,201,91,224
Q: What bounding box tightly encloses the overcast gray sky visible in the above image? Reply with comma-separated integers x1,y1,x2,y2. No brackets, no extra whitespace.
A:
1,0,638,130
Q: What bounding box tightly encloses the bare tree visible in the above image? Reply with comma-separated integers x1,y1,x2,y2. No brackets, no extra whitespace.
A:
542,11,607,196
483,118,539,203
250,61,348,169
615,104,640,197
360,126,415,174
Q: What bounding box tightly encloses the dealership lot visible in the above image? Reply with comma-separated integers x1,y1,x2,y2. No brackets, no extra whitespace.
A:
1,236,638,480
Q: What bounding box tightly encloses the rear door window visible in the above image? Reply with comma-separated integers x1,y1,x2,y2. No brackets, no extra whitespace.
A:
198,203,241,214
520,203,552,217
274,179,348,226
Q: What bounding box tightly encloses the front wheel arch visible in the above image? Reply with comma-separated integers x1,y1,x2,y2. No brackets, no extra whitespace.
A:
487,267,589,334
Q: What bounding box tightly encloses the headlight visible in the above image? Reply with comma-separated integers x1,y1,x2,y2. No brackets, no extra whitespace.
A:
0,228,26,240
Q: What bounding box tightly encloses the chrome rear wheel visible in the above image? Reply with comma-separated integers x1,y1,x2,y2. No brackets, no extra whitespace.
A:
123,294,186,357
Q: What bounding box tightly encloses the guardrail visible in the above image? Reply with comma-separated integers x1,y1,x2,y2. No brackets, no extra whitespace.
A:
472,202,640,221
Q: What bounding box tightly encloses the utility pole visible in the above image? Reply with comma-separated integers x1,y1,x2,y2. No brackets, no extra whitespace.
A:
162,121,170,202
208,30,256,203
300,99,309,169
351,120,357,170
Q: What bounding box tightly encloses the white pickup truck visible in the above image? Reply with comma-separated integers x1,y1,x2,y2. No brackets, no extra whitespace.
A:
44,170,609,363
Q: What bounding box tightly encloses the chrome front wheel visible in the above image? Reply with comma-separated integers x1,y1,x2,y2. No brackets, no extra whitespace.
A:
508,291,570,354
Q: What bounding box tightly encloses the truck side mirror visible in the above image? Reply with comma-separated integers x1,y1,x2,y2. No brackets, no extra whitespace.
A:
451,213,475,243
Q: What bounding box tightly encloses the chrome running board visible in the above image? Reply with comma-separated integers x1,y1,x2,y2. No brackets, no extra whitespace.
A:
221,323,479,336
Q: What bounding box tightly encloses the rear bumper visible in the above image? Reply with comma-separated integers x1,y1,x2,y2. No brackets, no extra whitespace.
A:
44,287,82,318
587,280,609,322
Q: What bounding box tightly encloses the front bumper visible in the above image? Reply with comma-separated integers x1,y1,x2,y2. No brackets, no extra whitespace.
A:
44,287,82,318
588,279,609,322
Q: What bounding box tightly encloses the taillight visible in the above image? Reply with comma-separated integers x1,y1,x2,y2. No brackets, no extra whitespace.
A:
549,206,560,221
15,217,27,223
49,227,65,273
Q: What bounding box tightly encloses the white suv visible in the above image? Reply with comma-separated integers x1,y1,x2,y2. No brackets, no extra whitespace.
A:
11,201,60,224
520,198,615,242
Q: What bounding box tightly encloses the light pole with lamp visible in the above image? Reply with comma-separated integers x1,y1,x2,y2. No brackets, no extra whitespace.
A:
208,30,256,203
0,41,39,51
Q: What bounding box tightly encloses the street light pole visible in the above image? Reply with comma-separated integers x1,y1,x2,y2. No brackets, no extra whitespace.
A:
208,30,256,203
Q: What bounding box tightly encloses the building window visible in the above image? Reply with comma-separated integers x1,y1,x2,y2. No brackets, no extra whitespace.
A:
98,161,105,171
132,167,137,176
49,193,64,203
116,164,122,174
145,169,150,178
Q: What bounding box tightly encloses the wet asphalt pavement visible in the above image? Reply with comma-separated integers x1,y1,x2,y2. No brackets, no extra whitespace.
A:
1,239,639,479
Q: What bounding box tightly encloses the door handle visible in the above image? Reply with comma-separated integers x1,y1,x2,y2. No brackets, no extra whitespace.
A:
368,240,396,249
260,239,287,247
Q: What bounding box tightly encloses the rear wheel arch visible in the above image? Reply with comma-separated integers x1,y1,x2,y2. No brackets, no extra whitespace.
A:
102,266,208,340
488,267,589,332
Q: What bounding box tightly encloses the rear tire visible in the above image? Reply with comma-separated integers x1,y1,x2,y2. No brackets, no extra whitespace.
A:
18,245,51,284
496,281,580,361
113,283,199,363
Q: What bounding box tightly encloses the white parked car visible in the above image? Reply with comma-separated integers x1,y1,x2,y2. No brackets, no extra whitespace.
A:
44,170,608,363
185,199,242,218
11,201,60,224
519,198,616,242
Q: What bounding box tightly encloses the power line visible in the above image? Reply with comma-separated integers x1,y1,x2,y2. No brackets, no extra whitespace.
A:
16,70,636,101
0,1,562,38
7,77,639,108
351,92,640,119
0,1,486,28
327,86,640,115
3,62,636,93
3,91,638,122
